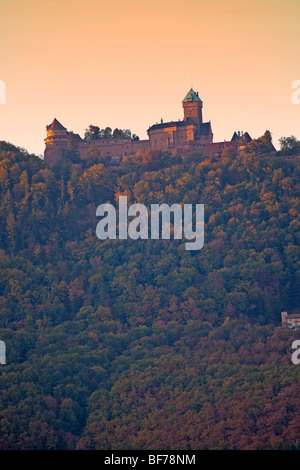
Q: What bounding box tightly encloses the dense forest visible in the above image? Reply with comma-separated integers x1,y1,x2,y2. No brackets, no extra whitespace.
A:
0,137,299,450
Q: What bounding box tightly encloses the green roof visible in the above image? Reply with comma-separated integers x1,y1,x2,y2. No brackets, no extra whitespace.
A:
182,88,202,103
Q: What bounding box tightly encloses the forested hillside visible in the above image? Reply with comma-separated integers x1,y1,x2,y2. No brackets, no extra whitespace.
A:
0,140,299,449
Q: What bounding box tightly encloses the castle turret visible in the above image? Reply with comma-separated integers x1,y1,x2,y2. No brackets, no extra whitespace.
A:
182,88,203,129
44,118,68,165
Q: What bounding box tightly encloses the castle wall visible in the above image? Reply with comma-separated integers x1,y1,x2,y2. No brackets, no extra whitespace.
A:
77,138,150,164
148,124,198,155
132,139,151,153
148,126,176,152
44,141,67,165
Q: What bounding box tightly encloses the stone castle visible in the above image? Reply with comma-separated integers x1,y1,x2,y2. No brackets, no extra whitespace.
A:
44,88,253,166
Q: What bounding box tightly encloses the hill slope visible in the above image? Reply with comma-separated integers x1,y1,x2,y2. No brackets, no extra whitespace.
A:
0,142,299,449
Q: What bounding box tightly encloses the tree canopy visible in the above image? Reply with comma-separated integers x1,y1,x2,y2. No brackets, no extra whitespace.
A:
0,140,299,450
84,125,135,141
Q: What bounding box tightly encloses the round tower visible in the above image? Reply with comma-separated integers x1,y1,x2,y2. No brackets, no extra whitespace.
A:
44,118,68,165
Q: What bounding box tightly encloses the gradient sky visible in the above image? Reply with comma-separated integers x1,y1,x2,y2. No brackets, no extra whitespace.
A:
0,0,300,156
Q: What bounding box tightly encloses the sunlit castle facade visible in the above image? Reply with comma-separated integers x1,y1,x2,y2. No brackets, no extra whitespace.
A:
44,88,251,166
147,89,213,155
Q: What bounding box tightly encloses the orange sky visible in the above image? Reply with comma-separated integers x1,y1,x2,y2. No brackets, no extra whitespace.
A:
0,0,300,156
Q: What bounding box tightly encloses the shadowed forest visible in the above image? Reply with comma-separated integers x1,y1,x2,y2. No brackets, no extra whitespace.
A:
0,135,299,449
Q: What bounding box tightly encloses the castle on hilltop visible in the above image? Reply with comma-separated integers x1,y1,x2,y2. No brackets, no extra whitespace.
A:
44,88,253,166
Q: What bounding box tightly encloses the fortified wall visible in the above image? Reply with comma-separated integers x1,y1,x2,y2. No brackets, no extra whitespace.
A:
44,88,252,166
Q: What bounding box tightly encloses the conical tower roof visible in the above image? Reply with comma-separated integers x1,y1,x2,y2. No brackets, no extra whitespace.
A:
47,118,66,131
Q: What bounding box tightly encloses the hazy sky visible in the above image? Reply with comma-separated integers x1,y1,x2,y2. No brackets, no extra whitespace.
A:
0,0,300,156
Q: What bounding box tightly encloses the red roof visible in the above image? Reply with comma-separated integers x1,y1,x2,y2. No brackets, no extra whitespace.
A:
287,313,300,319
47,118,66,131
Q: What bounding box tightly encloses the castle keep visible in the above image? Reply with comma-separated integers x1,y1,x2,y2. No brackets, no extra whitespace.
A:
147,89,213,155
44,88,251,165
